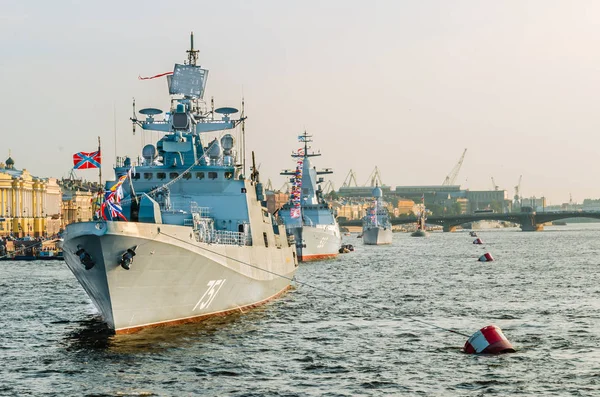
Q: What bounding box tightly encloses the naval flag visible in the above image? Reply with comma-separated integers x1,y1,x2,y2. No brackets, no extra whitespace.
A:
73,151,101,169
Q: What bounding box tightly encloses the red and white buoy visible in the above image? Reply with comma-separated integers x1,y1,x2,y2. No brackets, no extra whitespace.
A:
473,238,483,245
464,325,515,354
478,252,494,262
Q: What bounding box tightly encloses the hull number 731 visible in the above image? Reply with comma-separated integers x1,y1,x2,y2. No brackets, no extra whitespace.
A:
193,279,226,311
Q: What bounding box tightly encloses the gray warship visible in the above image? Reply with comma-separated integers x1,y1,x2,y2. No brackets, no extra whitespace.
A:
62,34,298,334
362,186,393,245
278,133,341,261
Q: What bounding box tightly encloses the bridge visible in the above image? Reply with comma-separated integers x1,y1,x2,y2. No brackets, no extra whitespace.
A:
338,211,600,232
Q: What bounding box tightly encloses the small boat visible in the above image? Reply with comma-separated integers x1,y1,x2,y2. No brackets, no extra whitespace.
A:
338,244,355,254
410,202,429,237
469,231,478,237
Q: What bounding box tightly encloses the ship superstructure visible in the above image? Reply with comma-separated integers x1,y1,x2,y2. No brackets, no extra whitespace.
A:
362,186,393,245
278,133,341,261
62,34,298,333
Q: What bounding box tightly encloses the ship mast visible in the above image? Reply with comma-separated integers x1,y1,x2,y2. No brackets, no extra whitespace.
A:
186,32,199,66
293,131,320,158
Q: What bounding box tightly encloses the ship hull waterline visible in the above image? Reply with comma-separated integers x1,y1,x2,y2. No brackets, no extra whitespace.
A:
289,225,341,262
362,227,393,245
63,221,296,334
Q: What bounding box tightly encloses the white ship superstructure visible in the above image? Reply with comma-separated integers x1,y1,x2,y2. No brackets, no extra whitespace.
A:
62,34,297,333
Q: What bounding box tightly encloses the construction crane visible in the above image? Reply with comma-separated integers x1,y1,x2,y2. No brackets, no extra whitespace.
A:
364,166,384,187
442,148,467,186
341,169,358,187
491,177,499,191
513,175,522,207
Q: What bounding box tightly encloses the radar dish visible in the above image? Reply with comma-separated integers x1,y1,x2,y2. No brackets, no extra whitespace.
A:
215,107,239,115
221,134,235,151
142,144,157,160
139,108,163,116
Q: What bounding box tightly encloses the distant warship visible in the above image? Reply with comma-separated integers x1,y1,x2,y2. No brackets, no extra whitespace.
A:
362,186,393,245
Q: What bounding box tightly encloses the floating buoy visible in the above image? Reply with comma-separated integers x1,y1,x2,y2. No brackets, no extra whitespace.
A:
464,325,515,354
478,252,494,262
473,238,483,245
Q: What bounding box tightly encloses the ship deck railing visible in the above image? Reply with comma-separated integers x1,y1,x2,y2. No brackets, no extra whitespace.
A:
190,203,211,218
194,229,251,246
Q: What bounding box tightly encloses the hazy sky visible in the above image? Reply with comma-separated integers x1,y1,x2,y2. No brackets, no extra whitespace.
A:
2,1,599,204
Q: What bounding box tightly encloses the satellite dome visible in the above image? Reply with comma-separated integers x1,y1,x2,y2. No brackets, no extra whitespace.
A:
372,186,382,198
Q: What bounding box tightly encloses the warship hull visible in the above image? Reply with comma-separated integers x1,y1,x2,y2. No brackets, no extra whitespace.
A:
362,227,393,245
290,225,341,262
63,221,296,333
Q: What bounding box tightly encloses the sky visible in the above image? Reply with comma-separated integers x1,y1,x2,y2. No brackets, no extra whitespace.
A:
1,0,600,205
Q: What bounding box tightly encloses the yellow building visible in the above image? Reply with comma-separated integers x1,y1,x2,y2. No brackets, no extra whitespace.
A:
61,190,94,225
397,198,416,215
334,203,369,220
0,156,62,237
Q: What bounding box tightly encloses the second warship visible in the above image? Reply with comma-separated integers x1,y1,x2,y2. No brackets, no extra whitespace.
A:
278,133,341,261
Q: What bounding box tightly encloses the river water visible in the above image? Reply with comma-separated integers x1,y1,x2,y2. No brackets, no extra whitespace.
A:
2,224,600,396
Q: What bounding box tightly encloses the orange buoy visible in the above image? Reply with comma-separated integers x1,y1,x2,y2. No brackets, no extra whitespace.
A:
478,252,494,262
473,238,483,245
464,325,515,354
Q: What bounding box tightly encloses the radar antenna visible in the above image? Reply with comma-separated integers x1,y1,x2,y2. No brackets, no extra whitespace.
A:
186,31,199,66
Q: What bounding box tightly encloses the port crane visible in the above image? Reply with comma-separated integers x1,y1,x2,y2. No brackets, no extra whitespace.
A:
322,180,336,195
278,181,291,193
513,175,522,207
491,177,499,191
364,166,384,187
442,148,467,186
265,178,273,191
341,169,359,187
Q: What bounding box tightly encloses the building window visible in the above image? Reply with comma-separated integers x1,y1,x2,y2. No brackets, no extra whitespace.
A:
196,172,205,180
183,173,191,180
144,173,153,180
132,173,141,180
263,232,269,247
169,172,179,179
157,172,166,180
224,171,233,180
208,172,218,180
